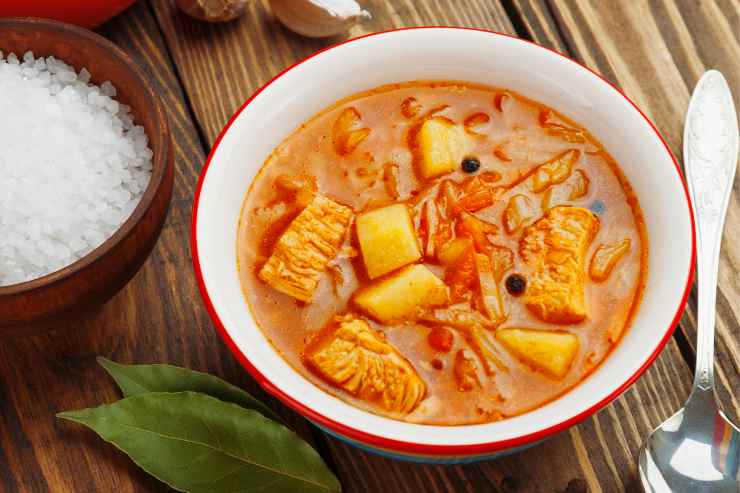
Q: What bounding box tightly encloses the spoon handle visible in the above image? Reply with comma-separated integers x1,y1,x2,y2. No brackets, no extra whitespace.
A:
683,70,739,391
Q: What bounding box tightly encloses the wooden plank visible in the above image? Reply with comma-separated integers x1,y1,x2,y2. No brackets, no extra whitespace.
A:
150,1,699,492
513,0,740,423
505,0,568,53
150,0,515,144
0,3,321,492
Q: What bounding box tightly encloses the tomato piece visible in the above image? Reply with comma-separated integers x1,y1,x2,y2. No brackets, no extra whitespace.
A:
458,188,493,211
456,213,498,254
445,245,477,300
427,327,454,352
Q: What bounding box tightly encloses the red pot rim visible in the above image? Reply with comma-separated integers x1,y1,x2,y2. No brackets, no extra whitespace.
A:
191,26,696,457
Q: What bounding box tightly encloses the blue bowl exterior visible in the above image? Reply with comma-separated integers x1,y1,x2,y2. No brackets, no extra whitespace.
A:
313,421,541,464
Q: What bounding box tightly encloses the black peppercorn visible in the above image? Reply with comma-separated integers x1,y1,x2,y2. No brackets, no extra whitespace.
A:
461,156,480,173
505,274,526,296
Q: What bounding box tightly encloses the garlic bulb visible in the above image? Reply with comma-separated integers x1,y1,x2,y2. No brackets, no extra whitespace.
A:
269,0,371,38
176,0,250,22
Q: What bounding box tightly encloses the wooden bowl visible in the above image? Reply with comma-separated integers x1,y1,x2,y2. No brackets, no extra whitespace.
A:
0,17,173,336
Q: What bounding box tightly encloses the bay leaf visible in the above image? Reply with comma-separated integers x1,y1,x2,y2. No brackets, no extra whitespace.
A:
97,357,281,422
58,391,341,493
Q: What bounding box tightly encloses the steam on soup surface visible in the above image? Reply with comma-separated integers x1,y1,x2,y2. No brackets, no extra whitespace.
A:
238,81,647,425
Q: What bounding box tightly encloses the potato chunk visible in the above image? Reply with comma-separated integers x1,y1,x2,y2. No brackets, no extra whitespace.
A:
354,265,449,323
259,194,353,302
590,238,631,282
520,206,599,324
304,315,426,413
356,204,421,279
416,117,467,179
496,328,579,379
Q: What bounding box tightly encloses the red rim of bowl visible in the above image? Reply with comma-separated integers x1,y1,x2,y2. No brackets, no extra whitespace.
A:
191,26,697,457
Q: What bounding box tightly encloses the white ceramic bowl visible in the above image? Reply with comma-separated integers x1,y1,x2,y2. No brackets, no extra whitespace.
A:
192,27,695,462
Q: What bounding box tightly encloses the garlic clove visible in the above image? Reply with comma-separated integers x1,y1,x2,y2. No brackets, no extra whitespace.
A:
269,0,371,38
176,0,250,22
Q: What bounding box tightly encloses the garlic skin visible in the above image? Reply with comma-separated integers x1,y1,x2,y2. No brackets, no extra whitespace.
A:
269,0,371,38
176,0,250,22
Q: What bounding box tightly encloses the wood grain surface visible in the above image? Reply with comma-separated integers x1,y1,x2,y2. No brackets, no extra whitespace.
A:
0,1,737,492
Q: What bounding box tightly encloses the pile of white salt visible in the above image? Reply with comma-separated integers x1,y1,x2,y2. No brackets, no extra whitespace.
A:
0,51,153,287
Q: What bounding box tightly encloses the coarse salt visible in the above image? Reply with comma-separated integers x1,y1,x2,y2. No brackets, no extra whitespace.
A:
0,51,153,286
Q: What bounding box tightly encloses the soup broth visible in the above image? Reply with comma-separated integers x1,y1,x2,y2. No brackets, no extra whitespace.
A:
238,81,647,425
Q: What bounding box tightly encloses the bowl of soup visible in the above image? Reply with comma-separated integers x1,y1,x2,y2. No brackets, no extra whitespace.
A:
192,28,694,462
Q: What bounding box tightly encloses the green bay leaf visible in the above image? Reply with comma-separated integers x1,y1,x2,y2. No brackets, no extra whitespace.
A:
97,357,281,422
58,391,341,493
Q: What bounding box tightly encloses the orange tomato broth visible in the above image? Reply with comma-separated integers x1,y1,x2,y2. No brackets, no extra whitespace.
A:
237,81,647,425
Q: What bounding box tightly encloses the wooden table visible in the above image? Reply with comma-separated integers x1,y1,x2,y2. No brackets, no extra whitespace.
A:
2,1,739,491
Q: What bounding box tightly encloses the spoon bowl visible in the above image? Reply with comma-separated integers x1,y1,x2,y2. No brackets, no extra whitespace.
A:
640,388,740,491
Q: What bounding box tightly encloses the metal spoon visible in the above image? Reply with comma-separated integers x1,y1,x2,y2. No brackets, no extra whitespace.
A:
638,70,740,491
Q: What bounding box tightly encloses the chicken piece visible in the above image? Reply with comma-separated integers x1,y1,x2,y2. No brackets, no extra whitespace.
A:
304,315,426,414
354,264,449,323
446,244,477,301
496,328,579,379
258,194,353,302
356,203,421,279
520,206,599,324
590,238,631,282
